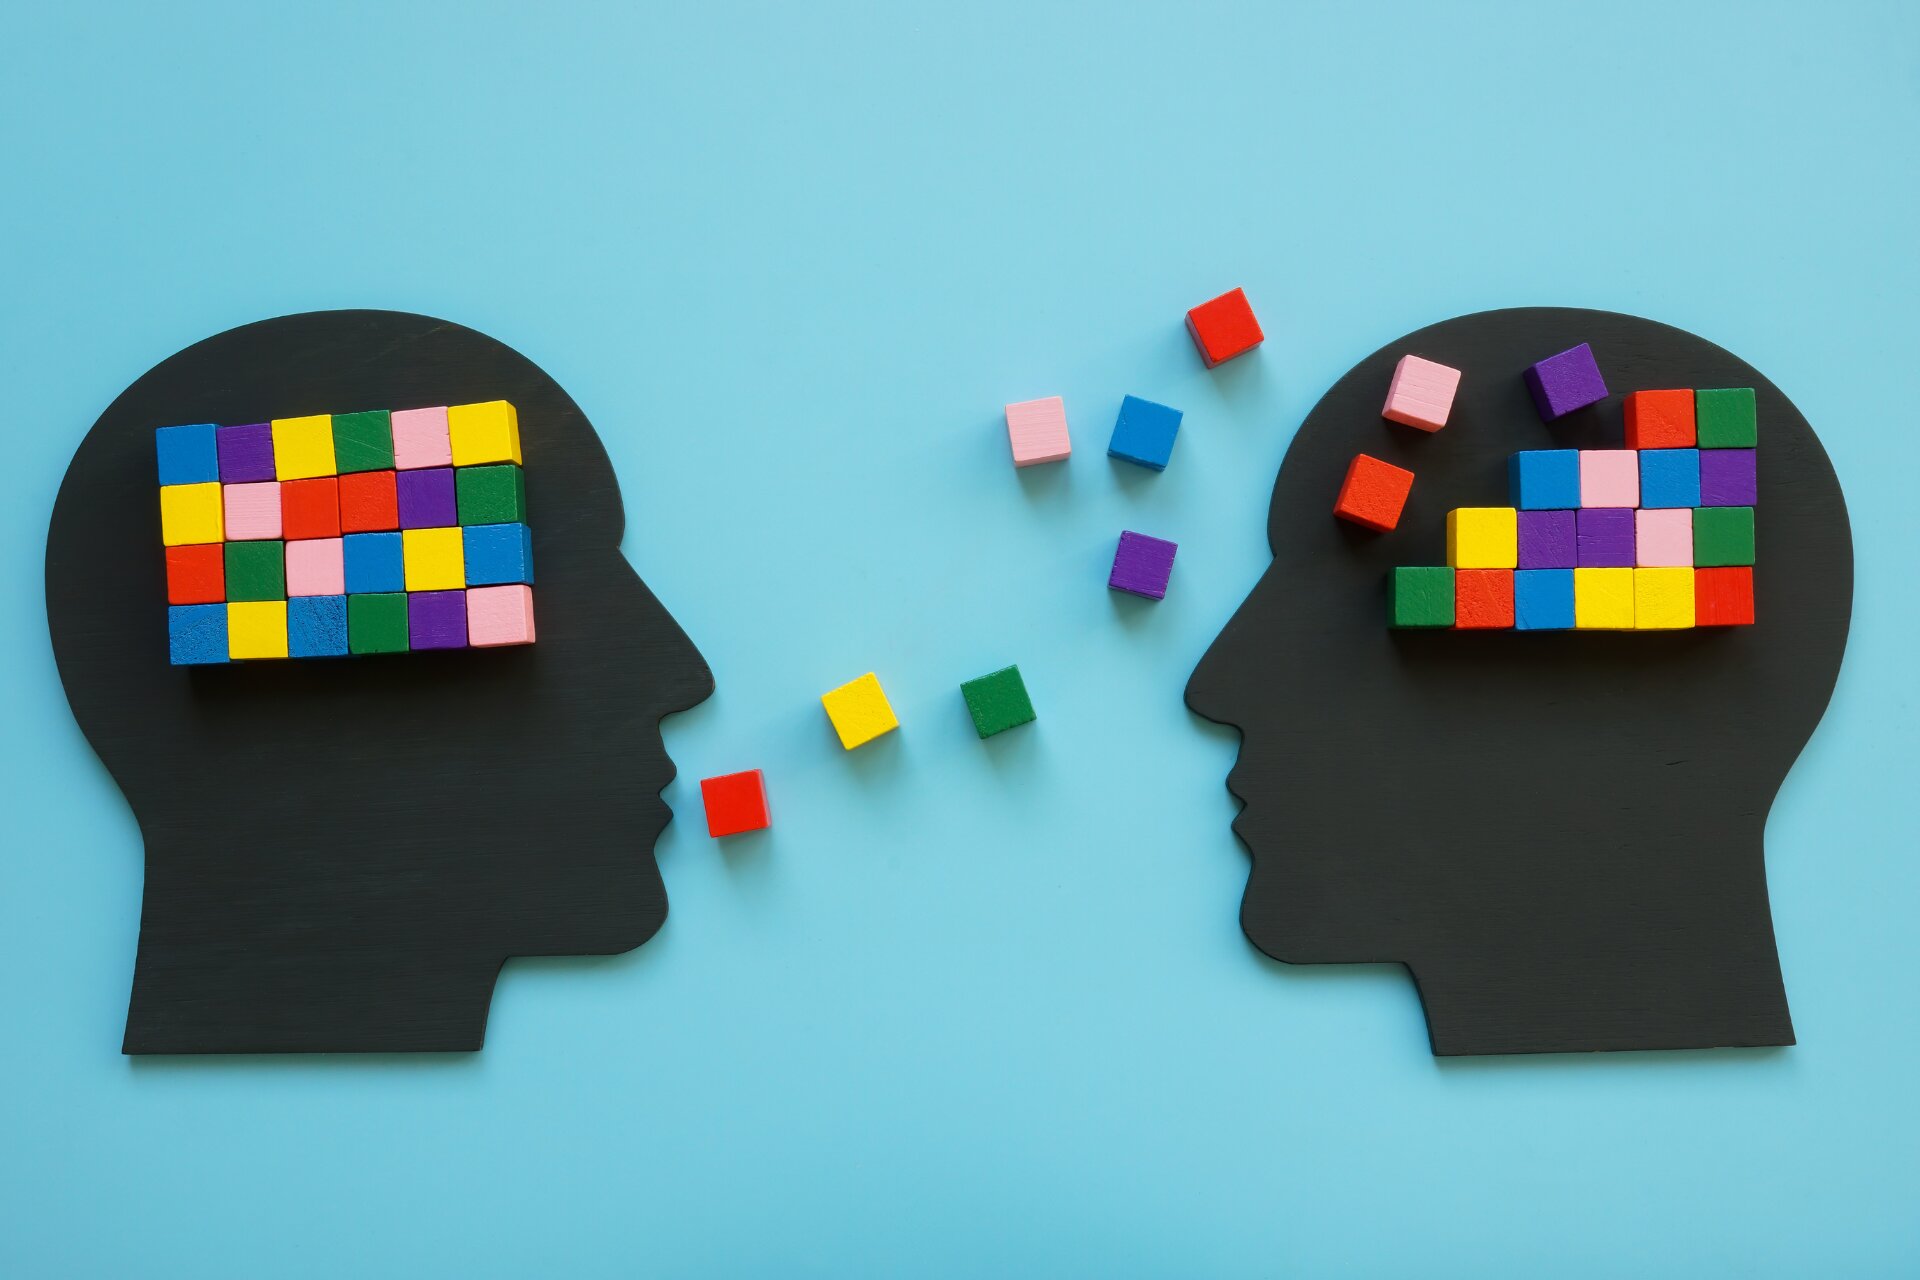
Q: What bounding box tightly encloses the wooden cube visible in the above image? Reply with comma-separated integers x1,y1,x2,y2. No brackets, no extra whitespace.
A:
1334,454,1415,531
701,769,771,838
1185,287,1264,367
1624,389,1696,448
226,600,289,659
1005,396,1071,467
1695,567,1756,626
1455,569,1515,629
403,527,466,592
1381,355,1461,431
822,672,899,749
1389,566,1454,628
1446,507,1518,568
270,414,337,480
160,482,224,546
466,584,537,647
1634,567,1695,629
447,401,522,466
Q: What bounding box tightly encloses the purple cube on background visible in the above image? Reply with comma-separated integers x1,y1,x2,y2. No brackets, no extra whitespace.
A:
408,589,468,649
1517,509,1577,569
216,422,276,483
1699,449,1757,506
1576,508,1636,567
1523,343,1609,420
397,467,458,528
1109,530,1178,600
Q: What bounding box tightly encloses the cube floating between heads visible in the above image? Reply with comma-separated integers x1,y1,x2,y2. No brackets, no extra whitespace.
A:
822,672,900,749
1108,531,1178,600
1185,287,1264,368
1005,396,1071,468
960,665,1036,738
701,769,771,838
1107,396,1182,470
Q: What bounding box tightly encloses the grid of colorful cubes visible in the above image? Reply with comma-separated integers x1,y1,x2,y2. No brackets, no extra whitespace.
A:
156,402,536,663
1390,388,1757,631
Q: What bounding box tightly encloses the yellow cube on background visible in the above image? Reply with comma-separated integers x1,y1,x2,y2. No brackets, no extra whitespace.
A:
403,527,466,591
448,400,522,466
227,601,289,659
272,414,337,479
1634,567,1696,629
1574,567,1635,629
159,482,224,546
1446,507,1518,568
822,672,899,749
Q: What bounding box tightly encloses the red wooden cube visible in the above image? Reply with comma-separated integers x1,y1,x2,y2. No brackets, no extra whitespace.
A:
338,469,400,533
1624,389,1696,449
1333,453,1415,531
700,769,770,838
165,542,225,604
1695,566,1755,626
1455,569,1516,629
281,476,341,540
1185,287,1264,368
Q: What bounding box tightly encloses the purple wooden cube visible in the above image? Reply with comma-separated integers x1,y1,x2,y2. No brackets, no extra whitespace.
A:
1576,508,1636,567
216,422,275,483
1523,343,1609,420
1699,449,1757,506
397,467,458,528
408,589,468,649
1109,530,1177,600
1517,509,1576,569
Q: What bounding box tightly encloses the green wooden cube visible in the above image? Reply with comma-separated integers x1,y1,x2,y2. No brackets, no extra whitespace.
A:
960,664,1036,738
1390,566,1455,627
225,540,285,601
1695,388,1756,448
456,464,527,525
348,593,410,654
1693,506,1755,566
332,410,395,473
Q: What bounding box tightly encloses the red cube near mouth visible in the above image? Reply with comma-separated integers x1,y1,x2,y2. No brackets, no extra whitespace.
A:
700,769,771,838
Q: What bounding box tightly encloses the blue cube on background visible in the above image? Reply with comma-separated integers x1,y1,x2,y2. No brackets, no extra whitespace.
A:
463,522,535,586
168,603,229,664
1514,569,1576,631
155,423,220,486
1106,395,1183,471
343,532,405,594
1639,448,1702,508
1508,450,1582,509
288,595,350,658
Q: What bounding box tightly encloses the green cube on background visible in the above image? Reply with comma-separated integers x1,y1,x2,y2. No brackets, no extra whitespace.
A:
456,464,527,525
332,410,395,473
348,593,410,654
224,540,286,601
960,664,1036,738
1695,388,1757,448
1694,506,1755,566
1390,566,1455,627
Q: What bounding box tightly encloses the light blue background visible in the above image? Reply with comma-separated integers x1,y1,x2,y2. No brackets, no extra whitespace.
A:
3,3,1916,1275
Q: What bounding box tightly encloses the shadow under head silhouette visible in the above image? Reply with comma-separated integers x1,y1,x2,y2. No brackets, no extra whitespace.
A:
1187,307,1852,1057
46,311,713,1054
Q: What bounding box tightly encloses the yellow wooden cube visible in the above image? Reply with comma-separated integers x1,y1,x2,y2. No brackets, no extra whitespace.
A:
1446,507,1518,568
159,482,224,546
227,601,289,659
1634,567,1695,629
821,672,899,749
403,527,466,591
1574,567,1635,629
448,400,522,466
271,414,337,479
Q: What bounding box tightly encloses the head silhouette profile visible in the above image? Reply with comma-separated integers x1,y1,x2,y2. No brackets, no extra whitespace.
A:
46,311,713,1054
1187,308,1852,1056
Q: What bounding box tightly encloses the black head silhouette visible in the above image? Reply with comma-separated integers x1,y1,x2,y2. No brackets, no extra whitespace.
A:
1187,308,1852,1056
46,311,713,1054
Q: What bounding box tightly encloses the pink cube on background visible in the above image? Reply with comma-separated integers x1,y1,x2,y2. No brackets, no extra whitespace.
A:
392,406,453,470
1005,396,1071,467
1381,354,1461,431
1635,509,1694,567
223,481,282,540
1580,450,1640,508
285,537,346,596
467,584,536,647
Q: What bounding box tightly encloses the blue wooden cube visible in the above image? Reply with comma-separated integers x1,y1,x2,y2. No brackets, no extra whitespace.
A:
288,595,350,658
463,522,535,586
1106,395,1182,471
155,423,220,486
1508,450,1582,509
1514,569,1576,631
168,603,229,665
342,532,405,594
1639,448,1702,509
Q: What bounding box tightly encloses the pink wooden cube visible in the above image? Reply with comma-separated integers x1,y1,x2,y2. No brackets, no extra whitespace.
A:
1579,450,1639,508
392,406,453,470
285,537,345,596
223,481,282,540
1381,354,1461,431
467,584,537,647
1635,509,1694,567
1005,396,1071,467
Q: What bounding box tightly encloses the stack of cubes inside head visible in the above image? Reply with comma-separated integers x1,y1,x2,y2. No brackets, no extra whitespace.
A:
1390,356,1758,631
156,403,536,663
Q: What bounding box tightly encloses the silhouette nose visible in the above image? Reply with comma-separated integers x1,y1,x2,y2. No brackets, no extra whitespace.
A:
1186,611,1245,727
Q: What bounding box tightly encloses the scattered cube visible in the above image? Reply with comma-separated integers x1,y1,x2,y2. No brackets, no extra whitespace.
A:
216,422,275,483
343,532,405,594
1576,508,1637,567
1455,569,1515,629
1639,448,1701,509
1005,396,1072,467
1523,343,1608,420
1699,448,1757,506
224,541,286,601
960,664,1036,738
397,467,458,528
1694,506,1755,567
287,595,349,658
1389,566,1455,628
1695,388,1757,448
1333,454,1415,531
1446,507,1518,569
1635,508,1694,567
338,469,400,532
1514,568,1576,631
285,537,346,597
1634,566,1695,629
168,603,229,665
1696,566,1756,626
348,592,410,654
270,414,337,480
700,769,771,838
1381,354,1461,431
1573,567,1635,629
227,600,290,659
466,584,537,647
1509,449,1581,509
165,543,225,605
281,476,341,540
1106,395,1182,470
1517,509,1576,569
1623,389,1696,449
156,424,219,485
822,672,899,749
408,589,469,650
1108,530,1178,599
331,410,395,473
403,527,466,592
456,464,528,525
463,522,535,586
222,481,282,541
391,406,453,470
1185,287,1264,367
1579,450,1639,508
447,401,522,467
159,482,224,546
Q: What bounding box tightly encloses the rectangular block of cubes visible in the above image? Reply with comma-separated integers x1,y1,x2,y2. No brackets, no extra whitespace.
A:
155,400,536,663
